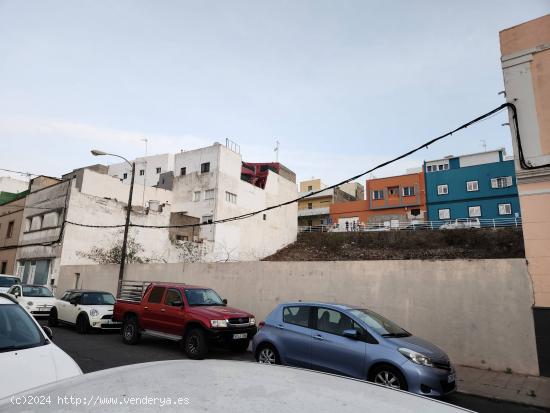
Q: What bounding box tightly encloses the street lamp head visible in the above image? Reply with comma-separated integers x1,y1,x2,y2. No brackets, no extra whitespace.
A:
91,149,108,156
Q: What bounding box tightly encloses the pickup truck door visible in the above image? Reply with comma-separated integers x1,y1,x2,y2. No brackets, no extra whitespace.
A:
140,286,166,331
161,288,186,336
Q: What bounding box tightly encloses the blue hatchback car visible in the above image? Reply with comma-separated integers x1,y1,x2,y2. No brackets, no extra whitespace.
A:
252,302,456,397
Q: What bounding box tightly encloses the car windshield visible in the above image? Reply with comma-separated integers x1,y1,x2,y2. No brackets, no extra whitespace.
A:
0,277,19,288
81,292,115,305
0,303,47,352
22,286,53,297
184,289,224,306
350,308,411,337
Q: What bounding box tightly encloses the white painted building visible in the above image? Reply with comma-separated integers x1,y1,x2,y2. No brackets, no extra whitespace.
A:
15,169,183,290
171,142,298,261
0,176,29,194
108,153,174,189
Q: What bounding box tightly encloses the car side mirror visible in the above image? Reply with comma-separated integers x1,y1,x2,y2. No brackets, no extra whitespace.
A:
222,298,228,305
69,299,77,305
171,300,183,307
14,291,20,298
343,329,360,339
42,326,53,340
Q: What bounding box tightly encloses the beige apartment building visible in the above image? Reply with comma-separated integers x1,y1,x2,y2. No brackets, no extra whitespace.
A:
297,178,364,227
500,14,550,376
0,193,27,274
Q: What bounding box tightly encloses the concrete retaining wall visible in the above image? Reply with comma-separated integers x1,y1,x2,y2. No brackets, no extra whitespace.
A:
58,259,539,375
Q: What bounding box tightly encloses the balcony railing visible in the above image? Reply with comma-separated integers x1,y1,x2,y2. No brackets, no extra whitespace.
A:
297,207,330,217
298,217,522,232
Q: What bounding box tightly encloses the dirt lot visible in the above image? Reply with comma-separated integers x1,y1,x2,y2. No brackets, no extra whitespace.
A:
264,228,525,261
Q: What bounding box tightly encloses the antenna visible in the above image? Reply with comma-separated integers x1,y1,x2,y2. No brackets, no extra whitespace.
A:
274,140,280,162
141,138,148,156
480,139,487,152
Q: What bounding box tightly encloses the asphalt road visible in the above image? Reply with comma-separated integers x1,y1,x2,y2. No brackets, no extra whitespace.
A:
46,324,549,413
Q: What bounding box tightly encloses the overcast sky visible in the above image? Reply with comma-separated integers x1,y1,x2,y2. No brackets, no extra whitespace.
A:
1,1,548,186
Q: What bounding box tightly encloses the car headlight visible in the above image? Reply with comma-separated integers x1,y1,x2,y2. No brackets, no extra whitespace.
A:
89,309,99,317
398,348,434,367
249,318,256,325
210,319,228,328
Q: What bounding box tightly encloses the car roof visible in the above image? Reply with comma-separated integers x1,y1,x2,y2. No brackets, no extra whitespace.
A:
21,284,50,287
150,283,210,290
0,360,472,413
63,289,112,294
277,301,363,311
0,275,19,279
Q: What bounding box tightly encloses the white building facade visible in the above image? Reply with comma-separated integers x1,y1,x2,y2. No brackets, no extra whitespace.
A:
171,143,298,261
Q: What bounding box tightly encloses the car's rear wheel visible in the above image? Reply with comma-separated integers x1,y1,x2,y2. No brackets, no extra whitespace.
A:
370,365,408,391
76,314,90,334
230,339,250,353
48,308,59,327
184,328,208,360
256,344,280,364
122,316,140,344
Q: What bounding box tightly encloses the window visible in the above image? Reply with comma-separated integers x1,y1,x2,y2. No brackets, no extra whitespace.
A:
491,176,513,189
315,308,360,336
263,214,267,221
201,162,210,173
307,185,313,191
192,191,201,202
164,289,183,306
139,169,145,176
372,190,384,200
426,162,449,172
6,221,14,238
156,167,162,174
176,235,189,241
402,186,415,196
0,262,6,274
426,165,433,172
498,203,512,215
123,173,128,179
43,212,59,228
388,186,399,196
438,209,450,220
24,218,31,232
201,215,213,224
148,287,165,303
468,206,482,217
204,189,215,200
437,184,448,195
225,191,237,204
307,219,313,226
283,306,310,328
307,202,313,209
30,215,43,231
466,181,479,192
180,167,186,176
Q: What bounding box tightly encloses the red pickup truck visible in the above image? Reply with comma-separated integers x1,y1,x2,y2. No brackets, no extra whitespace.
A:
113,281,257,359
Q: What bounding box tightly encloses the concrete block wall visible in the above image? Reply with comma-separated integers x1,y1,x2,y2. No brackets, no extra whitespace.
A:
58,259,539,375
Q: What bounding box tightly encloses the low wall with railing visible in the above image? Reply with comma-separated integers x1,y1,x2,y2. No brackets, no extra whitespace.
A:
58,258,538,375
299,217,522,232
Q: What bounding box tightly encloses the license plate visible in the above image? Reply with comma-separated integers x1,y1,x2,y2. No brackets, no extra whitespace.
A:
447,374,455,383
233,333,247,339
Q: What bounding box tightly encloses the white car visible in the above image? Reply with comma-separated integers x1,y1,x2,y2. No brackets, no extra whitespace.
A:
0,293,82,399
49,289,121,333
439,218,481,230
0,275,20,294
7,284,56,318
0,359,473,413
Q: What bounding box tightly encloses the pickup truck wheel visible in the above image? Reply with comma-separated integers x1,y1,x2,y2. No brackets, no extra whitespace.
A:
48,308,59,327
184,328,208,359
122,317,140,345
231,339,250,353
76,314,90,334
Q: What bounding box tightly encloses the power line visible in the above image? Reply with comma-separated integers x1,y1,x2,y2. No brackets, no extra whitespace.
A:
64,103,513,230
0,167,41,177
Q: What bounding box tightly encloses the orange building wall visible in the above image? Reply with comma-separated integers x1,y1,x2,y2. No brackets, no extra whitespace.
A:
330,172,427,224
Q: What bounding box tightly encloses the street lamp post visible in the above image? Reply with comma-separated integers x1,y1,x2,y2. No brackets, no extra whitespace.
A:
91,149,135,296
